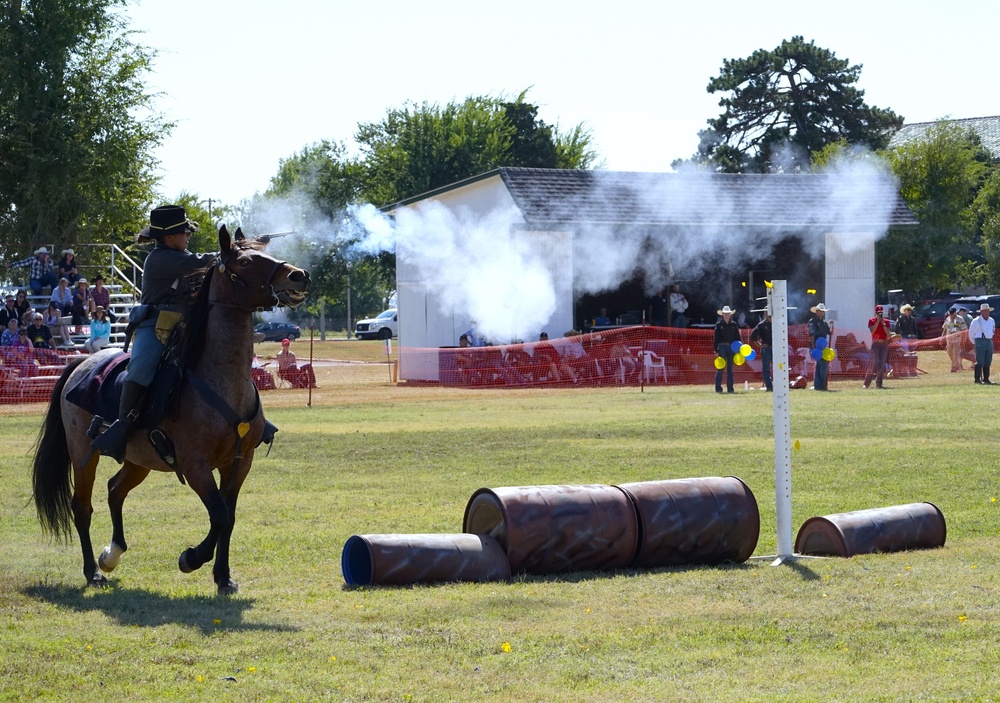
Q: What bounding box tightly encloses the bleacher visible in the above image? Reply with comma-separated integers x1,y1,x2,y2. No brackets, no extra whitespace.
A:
2,243,140,402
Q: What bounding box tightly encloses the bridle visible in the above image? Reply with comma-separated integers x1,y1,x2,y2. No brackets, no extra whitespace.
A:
215,243,288,311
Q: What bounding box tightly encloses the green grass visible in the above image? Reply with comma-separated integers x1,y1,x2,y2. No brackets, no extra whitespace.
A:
2,358,999,701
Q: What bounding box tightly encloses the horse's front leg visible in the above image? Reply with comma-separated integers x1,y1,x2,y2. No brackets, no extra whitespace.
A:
178,464,236,594
99,462,150,574
212,455,252,595
69,456,105,587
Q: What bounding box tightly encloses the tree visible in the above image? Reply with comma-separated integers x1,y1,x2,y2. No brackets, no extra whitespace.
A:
356,91,597,205
880,122,992,295
0,0,169,264
689,36,903,173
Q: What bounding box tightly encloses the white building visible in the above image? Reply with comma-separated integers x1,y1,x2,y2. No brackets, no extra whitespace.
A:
384,168,917,382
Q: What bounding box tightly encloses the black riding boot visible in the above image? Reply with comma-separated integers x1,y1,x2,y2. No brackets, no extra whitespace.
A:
91,381,146,463
974,365,982,384
985,367,993,385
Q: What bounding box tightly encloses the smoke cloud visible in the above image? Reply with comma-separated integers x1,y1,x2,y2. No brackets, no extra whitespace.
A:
245,148,901,339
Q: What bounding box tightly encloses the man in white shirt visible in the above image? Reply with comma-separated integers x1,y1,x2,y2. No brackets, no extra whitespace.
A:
968,303,996,385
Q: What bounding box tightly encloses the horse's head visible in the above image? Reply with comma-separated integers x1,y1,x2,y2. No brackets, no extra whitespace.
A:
213,225,310,310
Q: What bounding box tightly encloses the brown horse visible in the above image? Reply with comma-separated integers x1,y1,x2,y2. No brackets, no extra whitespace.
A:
32,226,309,594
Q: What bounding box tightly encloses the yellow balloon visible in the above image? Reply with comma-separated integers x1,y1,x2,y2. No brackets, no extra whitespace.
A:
714,356,727,370
740,343,752,357
822,347,836,362
733,353,745,366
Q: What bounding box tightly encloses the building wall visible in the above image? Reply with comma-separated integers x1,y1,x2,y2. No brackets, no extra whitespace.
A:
824,231,876,335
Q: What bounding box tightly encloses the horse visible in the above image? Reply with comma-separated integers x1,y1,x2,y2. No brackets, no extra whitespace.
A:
32,225,309,594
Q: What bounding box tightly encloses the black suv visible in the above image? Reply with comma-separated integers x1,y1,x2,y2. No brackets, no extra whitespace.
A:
951,295,1000,318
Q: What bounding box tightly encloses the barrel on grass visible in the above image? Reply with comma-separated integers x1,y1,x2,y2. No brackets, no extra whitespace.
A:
463,484,639,575
617,476,760,567
341,533,511,586
794,502,946,557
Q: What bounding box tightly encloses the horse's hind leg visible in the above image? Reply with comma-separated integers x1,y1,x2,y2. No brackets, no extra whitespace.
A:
69,450,105,587
99,461,150,574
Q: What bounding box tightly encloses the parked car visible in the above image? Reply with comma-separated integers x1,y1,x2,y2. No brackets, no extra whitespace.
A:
254,321,301,341
951,295,1000,318
910,298,957,339
354,309,397,340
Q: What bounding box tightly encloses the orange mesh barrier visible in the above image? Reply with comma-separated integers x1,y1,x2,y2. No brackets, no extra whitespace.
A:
401,325,989,388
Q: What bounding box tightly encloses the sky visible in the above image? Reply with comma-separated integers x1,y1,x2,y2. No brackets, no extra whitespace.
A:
125,0,999,209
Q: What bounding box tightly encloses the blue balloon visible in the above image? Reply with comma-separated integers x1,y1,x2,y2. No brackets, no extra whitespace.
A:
731,340,743,353
746,349,757,361
810,347,824,361
816,337,828,349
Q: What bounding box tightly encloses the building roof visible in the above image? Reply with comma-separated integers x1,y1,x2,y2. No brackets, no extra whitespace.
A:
495,168,917,229
890,116,1000,160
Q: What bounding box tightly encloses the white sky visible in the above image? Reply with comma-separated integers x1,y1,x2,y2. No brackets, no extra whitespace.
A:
125,0,999,207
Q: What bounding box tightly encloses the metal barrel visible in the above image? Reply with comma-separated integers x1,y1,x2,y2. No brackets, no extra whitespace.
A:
463,485,639,575
616,476,760,567
794,502,947,558
341,533,511,586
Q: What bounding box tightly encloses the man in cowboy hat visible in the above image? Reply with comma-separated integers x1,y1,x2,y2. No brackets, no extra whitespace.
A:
714,305,741,393
808,303,834,390
894,303,919,350
968,302,996,384
7,246,58,295
864,304,892,389
91,205,216,462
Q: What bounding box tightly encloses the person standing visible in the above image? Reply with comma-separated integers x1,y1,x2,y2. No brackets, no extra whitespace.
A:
968,303,996,384
863,304,892,389
807,303,834,390
714,305,740,394
91,205,216,462
669,284,689,328
749,310,773,391
942,306,967,372
894,303,919,350
648,288,668,327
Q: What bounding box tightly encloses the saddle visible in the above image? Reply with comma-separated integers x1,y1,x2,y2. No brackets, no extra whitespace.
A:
65,352,179,431
66,352,278,472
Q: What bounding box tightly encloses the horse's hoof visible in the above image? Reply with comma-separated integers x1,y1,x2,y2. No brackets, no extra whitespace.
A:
87,572,110,588
217,579,239,596
178,548,198,574
98,542,124,573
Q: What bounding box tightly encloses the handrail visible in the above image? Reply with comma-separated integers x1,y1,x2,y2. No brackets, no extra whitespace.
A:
79,242,142,300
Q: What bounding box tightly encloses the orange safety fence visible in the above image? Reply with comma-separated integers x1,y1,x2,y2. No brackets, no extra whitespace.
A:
1,325,991,410
398,325,986,389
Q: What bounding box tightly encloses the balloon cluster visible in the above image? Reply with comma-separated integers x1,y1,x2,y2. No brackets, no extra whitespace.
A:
810,336,836,362
715,340,757,369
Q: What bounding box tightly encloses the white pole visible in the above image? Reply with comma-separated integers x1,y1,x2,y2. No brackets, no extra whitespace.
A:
770,280,794,562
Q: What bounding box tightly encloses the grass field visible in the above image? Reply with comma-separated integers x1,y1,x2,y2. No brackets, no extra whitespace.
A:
1,347,999,701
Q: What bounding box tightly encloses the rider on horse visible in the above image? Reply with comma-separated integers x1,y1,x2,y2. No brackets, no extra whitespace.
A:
91,205,217,462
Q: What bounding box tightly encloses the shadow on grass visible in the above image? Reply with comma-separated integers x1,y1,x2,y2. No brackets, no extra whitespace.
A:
23,582,297,634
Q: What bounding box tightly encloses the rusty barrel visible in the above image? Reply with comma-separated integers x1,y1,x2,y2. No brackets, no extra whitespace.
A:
794,502,946,558
463,485,638,575
616,476,760,567
341,533,511,586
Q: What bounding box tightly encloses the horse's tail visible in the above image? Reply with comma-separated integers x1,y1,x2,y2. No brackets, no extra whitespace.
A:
32,357,86,539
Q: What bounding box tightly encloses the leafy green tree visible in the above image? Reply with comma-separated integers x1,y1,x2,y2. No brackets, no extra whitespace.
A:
964,169,1000,290
881,122,992,295
689,36,902,173
356,91,596,205
0,0,170,264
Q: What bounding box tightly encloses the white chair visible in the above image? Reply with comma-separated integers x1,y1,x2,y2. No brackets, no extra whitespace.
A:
643,351,667,383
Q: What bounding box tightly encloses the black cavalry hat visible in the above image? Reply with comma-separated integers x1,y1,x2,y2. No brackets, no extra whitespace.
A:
138,205,199,240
